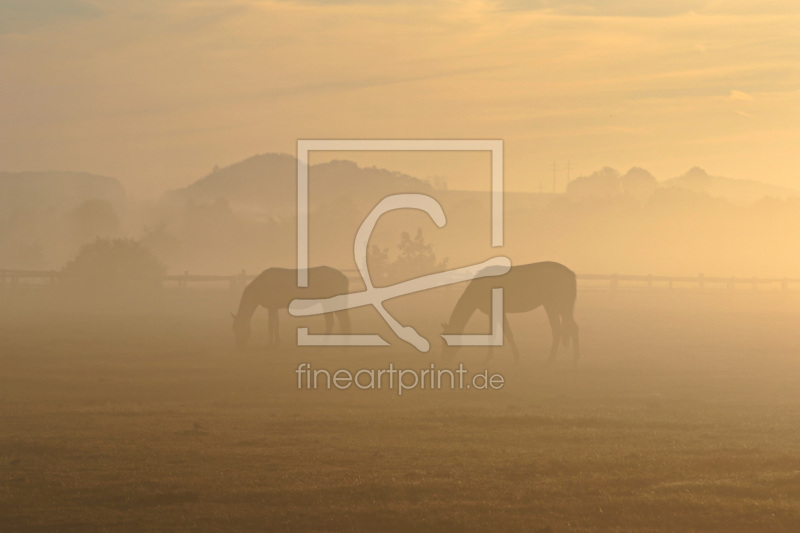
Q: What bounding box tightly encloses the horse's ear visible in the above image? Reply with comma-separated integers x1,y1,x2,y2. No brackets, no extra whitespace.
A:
441,322,448,331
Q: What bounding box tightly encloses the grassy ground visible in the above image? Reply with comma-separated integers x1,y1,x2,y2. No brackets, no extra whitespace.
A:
2,289,800,531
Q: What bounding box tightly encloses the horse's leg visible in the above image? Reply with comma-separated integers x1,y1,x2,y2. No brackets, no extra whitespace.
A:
274,309,281,346
561,303,580,363
266,309,272,347
482,312,515,363
544,305,561,366
267,308,279,348
567,316,580,363
338,310,351,334
483,310,498,363
504,315,520,363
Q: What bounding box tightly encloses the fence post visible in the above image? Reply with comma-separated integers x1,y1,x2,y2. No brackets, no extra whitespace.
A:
610,274,618,291
647,274,653,290
699,273,705,290
181,271,189,290
782,278,789,291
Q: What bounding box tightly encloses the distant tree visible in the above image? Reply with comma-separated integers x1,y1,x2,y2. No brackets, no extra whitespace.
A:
67,199,120,242
566,167,621,199
364,230,449,284
140,222,181,266
60,238,166,293
367,244,391,284
426,175,449,190
621,167,658,202
389,229,448,281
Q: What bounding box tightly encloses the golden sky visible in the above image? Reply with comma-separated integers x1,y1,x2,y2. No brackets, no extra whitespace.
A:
1,0,798,196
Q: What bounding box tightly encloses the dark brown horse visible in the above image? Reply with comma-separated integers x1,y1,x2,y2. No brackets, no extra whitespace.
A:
232,266,350,350
442,262,579,364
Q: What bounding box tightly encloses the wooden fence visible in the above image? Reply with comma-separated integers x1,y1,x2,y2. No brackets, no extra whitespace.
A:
1,269,799,293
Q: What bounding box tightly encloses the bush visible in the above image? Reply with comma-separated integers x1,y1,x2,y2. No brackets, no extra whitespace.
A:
60,238,166,294
392,229,448,279
368,229,448,285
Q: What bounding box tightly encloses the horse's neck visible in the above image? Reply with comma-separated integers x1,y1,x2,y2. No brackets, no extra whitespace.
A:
236,285,260,323
447,290,478,334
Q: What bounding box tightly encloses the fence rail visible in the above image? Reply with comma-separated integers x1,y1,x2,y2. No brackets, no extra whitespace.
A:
2,269,800,293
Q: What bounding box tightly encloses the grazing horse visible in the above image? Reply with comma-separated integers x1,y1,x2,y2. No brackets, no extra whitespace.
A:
441,261,579,364
232,266,350,350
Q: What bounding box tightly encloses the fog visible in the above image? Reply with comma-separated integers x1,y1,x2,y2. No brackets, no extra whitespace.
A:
3,0,800,530
2,157,798,281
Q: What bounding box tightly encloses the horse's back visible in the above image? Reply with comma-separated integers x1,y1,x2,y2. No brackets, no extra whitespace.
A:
513,261,575,285
471,261,575,312
250,266,348,308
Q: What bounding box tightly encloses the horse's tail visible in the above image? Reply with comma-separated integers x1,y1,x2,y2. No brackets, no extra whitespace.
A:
561,271,578,348
560,272,580,360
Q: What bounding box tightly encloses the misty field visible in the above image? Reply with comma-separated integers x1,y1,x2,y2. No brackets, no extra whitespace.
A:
2,288,800,532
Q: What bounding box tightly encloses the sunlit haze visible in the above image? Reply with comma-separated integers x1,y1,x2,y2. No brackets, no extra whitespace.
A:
1,0,798,196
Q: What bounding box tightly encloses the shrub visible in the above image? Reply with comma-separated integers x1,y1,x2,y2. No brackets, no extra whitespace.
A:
369,229,448,285
60,238,166,293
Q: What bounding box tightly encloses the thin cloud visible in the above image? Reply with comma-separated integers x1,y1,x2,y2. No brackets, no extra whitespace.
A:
495,0,800,16
496,0,707,17
0,0,101,35
0,0,797,194
729,89,754,101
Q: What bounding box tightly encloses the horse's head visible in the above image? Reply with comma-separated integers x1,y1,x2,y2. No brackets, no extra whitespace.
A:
232,312,251,351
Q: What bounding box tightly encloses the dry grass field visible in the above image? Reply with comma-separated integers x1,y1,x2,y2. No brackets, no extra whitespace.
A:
2,288,800,532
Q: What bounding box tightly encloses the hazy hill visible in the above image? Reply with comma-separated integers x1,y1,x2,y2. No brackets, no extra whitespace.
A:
162,153,296,212
163,153,434,213
567,166,798,205
0,171,125,217
662,167,798,204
